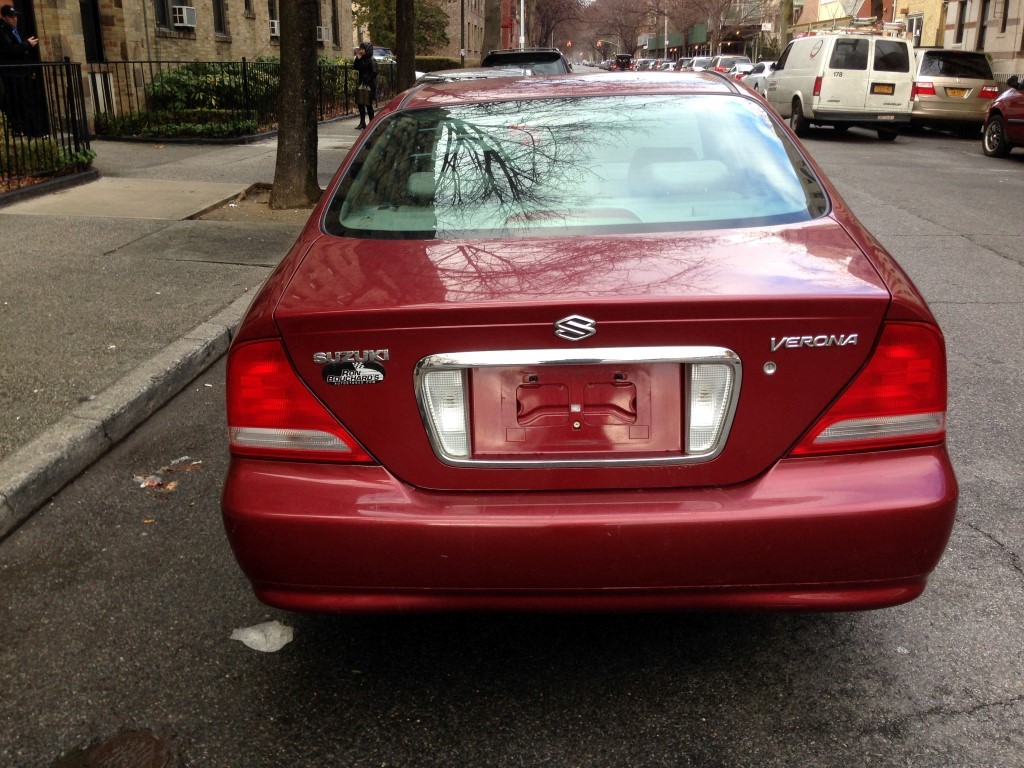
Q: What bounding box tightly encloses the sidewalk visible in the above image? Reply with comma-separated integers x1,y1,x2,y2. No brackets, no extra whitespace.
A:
0,118,363,540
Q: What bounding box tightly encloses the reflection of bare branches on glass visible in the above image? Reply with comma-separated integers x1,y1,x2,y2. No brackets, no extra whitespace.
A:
428,100,651,234
424,236,722,301
437,120,539,206
327,94,826,239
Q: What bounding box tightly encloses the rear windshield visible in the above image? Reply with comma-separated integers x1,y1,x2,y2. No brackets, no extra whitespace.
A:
324,95,828,240
873,40,911,72
829,39,869,70
920,51,994,79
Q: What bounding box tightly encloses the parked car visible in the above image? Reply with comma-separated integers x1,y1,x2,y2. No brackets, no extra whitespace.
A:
634,58,657,71
673,57,694,71
744,60,776,94
222,71,957,614
688,56,713,71
415,67,531,86
708,55,752,73
372,47,395,62
766,32,915,140
614,53,633,71
727,62,755,79
982,75,1024,156
911,48,999,136
480,47,571,74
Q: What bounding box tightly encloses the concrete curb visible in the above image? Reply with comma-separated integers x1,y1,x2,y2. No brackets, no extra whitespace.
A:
0,292,255,541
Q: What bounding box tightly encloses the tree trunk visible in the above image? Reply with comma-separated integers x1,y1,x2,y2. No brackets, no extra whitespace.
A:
395,0,416,91
482,0,502,56
270,0,321,209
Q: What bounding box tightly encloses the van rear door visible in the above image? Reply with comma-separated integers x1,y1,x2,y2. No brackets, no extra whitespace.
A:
817,37,870,110
864,39,913,115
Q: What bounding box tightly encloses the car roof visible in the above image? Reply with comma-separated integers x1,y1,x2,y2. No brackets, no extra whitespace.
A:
399,71,740,111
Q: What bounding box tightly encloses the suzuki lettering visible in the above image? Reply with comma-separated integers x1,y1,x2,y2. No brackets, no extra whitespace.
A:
313,350,390,365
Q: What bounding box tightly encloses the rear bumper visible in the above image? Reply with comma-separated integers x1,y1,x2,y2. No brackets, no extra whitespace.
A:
910,104,988,125
221,447,958,613
810,109,912,126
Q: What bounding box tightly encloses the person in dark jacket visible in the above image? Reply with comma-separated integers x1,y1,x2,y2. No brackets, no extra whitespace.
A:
0,4,43,136
352,41,377,129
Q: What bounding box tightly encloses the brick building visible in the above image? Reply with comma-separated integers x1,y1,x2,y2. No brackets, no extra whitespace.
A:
18,1,353,66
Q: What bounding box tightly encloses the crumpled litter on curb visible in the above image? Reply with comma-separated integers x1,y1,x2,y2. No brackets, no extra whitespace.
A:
134,476,178,493
133,455,203,494
230,621,294,652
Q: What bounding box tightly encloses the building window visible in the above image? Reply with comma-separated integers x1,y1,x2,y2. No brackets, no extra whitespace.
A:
245,0,254,12
268,0,278,21
155,0,198,28
213,0,227,34
331,0,340,46
954,0,968,45
979,0,992,49
906,14,923,45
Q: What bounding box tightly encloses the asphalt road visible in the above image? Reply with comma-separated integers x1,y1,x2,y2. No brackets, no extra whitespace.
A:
2,128,1023,768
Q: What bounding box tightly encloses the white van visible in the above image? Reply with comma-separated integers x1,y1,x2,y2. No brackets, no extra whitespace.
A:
766,32,915,141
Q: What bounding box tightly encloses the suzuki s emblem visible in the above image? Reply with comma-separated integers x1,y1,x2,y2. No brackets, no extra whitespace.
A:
554,315,596,341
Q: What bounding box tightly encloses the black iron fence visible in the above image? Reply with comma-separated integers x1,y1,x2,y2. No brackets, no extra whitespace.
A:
85,58,399,140
1,60,92,193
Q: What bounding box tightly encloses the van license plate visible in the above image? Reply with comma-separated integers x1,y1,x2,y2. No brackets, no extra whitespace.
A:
871,83,895,95
877,115,895,120
946,87,968,97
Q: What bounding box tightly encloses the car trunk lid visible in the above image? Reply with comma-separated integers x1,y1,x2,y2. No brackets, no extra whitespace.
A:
274,219,891,491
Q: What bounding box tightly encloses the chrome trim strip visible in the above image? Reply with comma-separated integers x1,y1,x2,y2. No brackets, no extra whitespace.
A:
414,346,741,469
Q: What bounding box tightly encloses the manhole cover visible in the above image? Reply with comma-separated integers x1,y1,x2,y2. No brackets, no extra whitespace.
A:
85,731,169,768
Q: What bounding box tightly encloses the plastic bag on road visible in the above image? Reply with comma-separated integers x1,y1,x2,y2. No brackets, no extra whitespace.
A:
230,620,294,652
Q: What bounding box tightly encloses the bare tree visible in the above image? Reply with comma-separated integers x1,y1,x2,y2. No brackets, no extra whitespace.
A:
587,0,651,55
532,0,585,50
662,0,708,49
270,0,320,209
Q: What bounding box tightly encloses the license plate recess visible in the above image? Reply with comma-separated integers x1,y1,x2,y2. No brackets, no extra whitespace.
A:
471,363,682,458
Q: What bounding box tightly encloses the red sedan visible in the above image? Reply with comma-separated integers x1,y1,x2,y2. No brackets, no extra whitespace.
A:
222,72,957,613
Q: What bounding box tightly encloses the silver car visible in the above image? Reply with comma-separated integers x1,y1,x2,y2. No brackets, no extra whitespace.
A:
744,61,776,95
911,48,999,136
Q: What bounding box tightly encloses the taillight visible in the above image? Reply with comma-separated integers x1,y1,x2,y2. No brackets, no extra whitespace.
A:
913,81,936,98
813,76,822,97
790,323,946,456
226,340,374,463
979,85,999,98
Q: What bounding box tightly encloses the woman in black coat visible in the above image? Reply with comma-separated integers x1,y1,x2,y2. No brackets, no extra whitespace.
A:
353,41,377,129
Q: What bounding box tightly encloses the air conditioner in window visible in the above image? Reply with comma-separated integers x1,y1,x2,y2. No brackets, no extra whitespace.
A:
269,19,280,37
316,26,331,43
171,5,197,28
